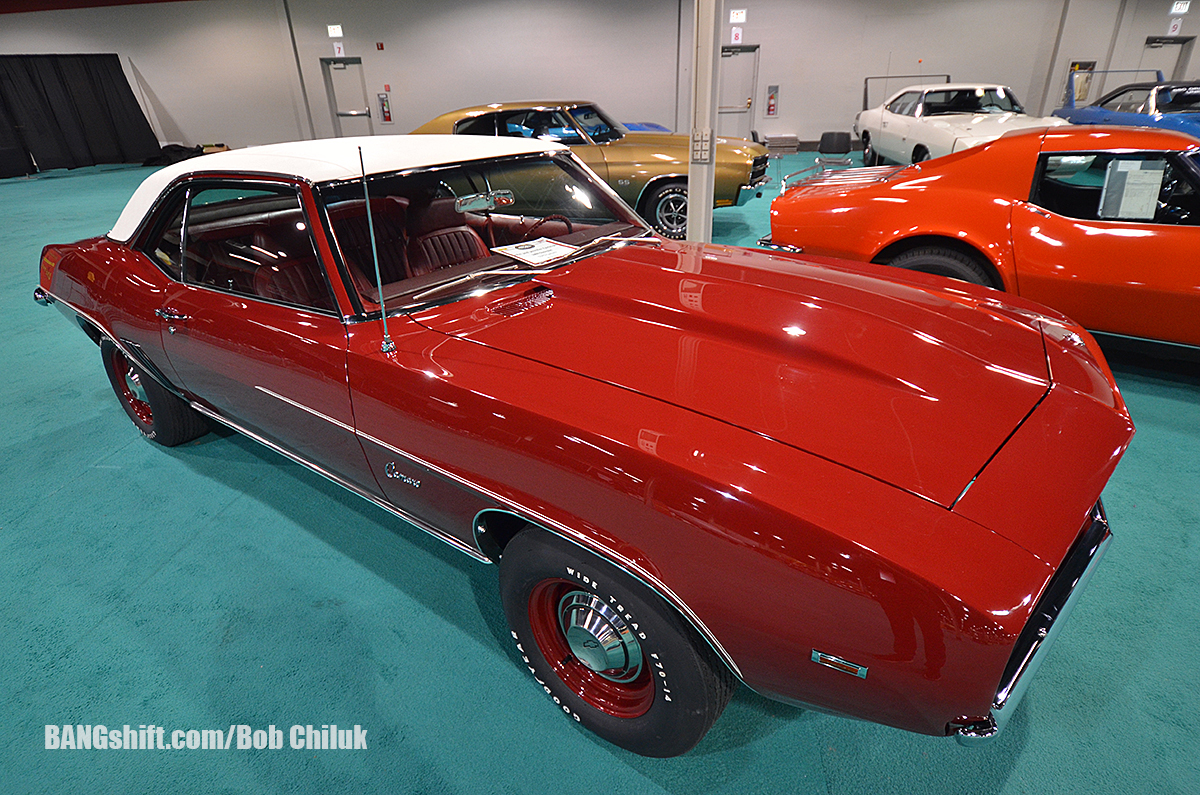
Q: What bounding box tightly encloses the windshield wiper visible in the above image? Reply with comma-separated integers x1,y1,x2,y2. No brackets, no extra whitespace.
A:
408,264,547,302
552,229,661,266
404,229,658,305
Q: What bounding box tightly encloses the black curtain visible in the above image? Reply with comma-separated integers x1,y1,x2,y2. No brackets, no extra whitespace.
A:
0,54,161,178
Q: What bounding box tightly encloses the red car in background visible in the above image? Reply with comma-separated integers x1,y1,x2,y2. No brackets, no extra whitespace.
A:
765,126,1200,350
36,135,1132,756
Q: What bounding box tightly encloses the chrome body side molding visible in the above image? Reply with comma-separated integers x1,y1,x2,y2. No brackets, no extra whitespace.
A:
186,399,492,564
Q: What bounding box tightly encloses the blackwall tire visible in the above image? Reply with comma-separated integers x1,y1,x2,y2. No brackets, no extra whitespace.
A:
499,528,735,757
888,246,995,288
912,146,931,163
862,134,880,166
100,340,208,446
644,182,688,240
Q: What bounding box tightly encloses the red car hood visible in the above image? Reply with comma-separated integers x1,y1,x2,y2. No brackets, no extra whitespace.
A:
412,242,1050,507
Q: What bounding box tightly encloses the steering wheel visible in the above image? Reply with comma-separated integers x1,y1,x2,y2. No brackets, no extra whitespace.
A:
521,214,573,241
1156,175,1193,223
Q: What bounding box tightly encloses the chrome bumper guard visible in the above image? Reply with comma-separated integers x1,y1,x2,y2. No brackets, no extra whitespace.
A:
755,235,803,254
956,501,1111,745
33,286,53,306
735,175,771,206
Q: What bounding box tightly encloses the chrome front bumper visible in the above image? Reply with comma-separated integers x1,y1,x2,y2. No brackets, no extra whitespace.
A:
955,502,1112,745
735,175,771,206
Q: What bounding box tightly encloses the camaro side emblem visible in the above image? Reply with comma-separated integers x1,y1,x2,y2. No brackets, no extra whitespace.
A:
384,461,421,488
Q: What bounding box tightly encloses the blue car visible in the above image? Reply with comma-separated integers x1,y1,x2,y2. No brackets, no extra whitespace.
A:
1054,73,1200,136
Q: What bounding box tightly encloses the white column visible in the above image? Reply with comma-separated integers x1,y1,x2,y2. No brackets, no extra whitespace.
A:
686,0,721,244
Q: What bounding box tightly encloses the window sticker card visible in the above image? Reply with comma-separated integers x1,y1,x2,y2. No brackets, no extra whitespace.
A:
1099,159,1165,220
492,238,579,266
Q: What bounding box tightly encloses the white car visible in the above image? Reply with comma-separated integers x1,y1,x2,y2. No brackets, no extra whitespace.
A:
855,83,1069,165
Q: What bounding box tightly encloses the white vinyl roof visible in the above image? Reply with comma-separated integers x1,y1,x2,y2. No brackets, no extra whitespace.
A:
109,135,565,242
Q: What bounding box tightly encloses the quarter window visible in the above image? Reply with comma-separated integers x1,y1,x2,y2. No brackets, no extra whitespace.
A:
143,196,186,279
181,184,335,311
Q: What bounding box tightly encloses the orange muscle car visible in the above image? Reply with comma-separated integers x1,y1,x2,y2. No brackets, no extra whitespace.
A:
764,126,1200,350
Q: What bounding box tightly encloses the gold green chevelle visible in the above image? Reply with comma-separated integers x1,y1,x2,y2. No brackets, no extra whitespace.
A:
412,101,769,238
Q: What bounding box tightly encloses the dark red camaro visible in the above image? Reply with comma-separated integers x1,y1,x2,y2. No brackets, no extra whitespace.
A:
36,136,1133,756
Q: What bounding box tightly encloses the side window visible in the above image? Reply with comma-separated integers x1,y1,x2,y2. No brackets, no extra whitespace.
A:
1098,88,1150,113
885,92,920,117
493,110,586,144
182,184,335,311
1032,152,1200,225
454,114,498,136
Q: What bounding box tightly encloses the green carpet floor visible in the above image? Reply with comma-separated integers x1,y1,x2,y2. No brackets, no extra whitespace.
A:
2,158,1197,794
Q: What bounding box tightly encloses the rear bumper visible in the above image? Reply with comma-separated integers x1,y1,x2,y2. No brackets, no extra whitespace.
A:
955,501,1111,745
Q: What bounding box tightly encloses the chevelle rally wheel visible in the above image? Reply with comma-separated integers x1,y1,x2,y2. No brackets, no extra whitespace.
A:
888,246,996,288
499,528,734,757
101,340,208,446
644,181,688,239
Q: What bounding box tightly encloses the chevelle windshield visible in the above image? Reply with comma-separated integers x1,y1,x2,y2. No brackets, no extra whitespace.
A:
316,153,646,310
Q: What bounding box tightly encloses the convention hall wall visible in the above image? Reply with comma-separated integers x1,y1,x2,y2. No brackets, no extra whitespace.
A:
0,0,1191,149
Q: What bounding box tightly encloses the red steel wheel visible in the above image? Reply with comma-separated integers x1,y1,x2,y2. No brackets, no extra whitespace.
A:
500,527,735,757
526,578,654,718
108,345,155,428
100,339,208,447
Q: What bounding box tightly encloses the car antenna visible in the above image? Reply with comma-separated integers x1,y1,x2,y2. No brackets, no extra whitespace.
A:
359,146,396,354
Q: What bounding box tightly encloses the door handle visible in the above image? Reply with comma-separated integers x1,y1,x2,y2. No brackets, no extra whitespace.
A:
746,97,752,109
156,307,189,334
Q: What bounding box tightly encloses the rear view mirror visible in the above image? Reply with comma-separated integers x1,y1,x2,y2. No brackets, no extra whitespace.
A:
455,190,515,213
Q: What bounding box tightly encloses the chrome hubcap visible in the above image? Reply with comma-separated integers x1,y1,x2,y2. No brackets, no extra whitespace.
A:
123,365,149,406
558,592,643,683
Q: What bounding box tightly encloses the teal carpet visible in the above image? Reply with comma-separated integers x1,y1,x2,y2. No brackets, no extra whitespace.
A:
2,161,1197,794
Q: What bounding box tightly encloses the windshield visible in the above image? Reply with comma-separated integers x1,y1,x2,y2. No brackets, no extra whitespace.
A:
568,105,627,143
922,87,1024,116
317,152,646,311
